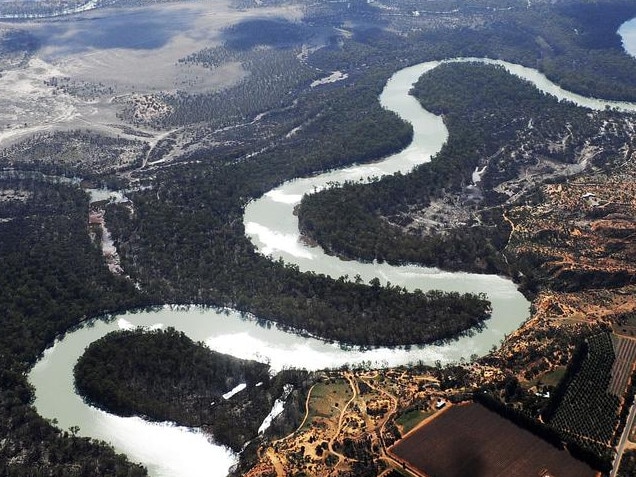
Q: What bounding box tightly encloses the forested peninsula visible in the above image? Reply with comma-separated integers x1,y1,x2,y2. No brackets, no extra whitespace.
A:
297,62,629,284
74,328,312,452
0,178,148,476
104,68,491,347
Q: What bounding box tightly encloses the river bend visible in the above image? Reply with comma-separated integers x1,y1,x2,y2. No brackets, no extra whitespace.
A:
29,47,636,477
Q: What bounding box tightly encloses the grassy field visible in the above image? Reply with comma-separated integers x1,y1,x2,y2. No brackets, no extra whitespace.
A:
395,409,433,435
535,366,567,387
301,378,352,432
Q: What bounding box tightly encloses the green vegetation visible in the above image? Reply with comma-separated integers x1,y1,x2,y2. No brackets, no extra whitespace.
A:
480,333,625,473
547,333,620,467
74,328,312,451
536,366,567,388
474,389,611,473
0,0,636,473
106,68,492,347
0,130,147,179
304,0,636,100
395,409,430,434
298,62,617,276
302,378,353,431
534,1,636,101
618,449,636,477
0,177,148,476
137,47,317,128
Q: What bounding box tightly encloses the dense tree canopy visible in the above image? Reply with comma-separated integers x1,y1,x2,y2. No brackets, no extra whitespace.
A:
0,177,148,476
75,328,312,451
1,0,636,473
297,62,616,277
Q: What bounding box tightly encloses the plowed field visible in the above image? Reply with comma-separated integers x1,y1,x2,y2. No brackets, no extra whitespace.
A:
390,403,596,477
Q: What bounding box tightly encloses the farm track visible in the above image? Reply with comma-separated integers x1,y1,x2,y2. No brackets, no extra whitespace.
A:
327,373,358,468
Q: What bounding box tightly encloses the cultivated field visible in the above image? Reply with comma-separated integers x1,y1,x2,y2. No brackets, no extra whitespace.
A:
610,335,636,397
390,403,596,477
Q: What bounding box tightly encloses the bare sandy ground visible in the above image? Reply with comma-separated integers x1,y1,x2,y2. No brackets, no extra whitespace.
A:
0,56,86,145
0,0,303,147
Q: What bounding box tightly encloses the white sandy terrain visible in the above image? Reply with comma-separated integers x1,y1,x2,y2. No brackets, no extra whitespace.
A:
36,1,302,92
0,0,303,147
0,56,97,145
310,70,348,88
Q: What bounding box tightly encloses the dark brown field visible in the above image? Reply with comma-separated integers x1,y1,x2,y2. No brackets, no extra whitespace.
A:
610,335,636,397
390,403,597,477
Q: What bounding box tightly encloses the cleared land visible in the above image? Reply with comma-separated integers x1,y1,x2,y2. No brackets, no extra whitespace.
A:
390,403,596,477
0,0,301,148
610,335,636,397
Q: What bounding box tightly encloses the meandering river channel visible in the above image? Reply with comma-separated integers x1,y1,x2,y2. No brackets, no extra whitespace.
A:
28,20,636,477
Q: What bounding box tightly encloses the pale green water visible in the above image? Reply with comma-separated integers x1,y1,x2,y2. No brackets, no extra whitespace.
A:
29,19,636,476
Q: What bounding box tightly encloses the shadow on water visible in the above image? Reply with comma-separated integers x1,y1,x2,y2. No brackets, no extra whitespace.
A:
0,29,40,54
224,0,387,52
223,18,333,51
32,7,197,57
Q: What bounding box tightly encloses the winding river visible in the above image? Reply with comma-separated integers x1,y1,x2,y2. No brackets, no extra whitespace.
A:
28,19,636,477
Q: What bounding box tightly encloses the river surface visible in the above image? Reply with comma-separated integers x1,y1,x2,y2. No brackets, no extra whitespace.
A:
28,22,636,477
620,17,636,58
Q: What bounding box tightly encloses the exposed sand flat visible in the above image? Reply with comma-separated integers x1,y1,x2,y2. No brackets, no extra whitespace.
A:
0,0,302,146
0,56,89,145
31,1,302,92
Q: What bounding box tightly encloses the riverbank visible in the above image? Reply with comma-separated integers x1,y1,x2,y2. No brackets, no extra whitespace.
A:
7,4,636,477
